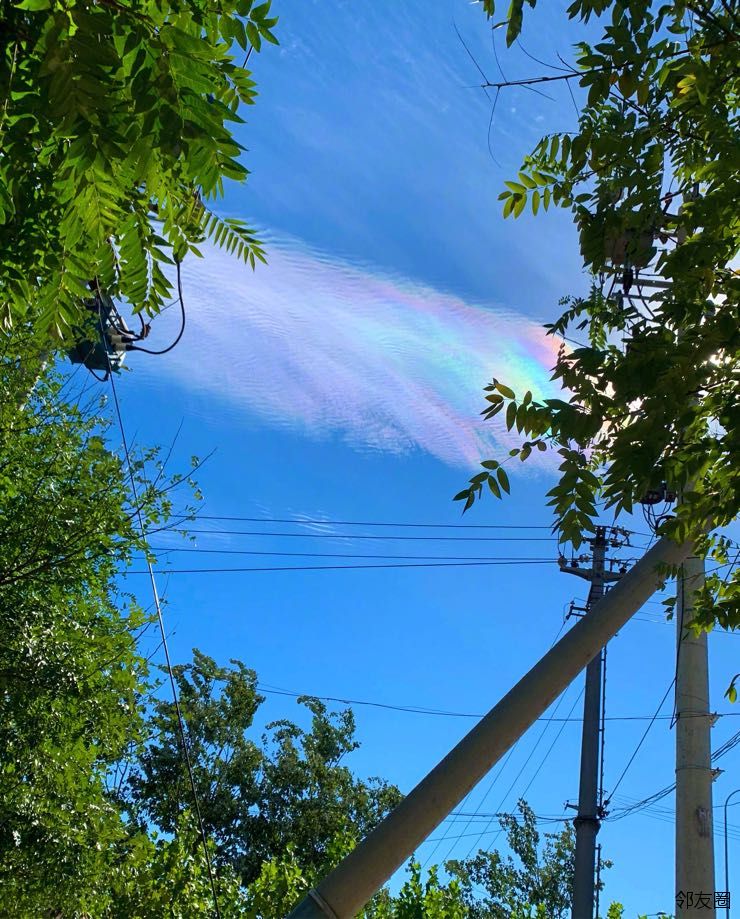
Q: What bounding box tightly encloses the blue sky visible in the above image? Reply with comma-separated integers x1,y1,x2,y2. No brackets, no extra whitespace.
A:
97,0,740,913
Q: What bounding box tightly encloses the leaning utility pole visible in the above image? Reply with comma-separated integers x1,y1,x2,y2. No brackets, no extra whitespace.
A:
560,527,625,919
675,547,716,916
287,533,696,919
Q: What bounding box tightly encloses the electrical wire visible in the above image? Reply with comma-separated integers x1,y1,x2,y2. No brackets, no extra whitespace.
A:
169,514,655,539
128,260,187,355
420,625,568,867
609,795,740,842
175,529,564,541
459,685,585,861
254,684,740,723
603,677,676,812
147,547,557,561
103,333,221,917
127,559,559,575
430,622,570,866
608,725,740,823
192,515,557,529
424,821,573,846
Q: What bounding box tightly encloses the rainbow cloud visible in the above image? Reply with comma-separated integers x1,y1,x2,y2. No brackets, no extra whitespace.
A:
158,236,563,469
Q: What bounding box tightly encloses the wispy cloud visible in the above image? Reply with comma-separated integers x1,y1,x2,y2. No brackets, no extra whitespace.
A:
157,236,563,469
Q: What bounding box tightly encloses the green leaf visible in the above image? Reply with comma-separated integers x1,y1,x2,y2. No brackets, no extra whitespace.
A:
518,172,537,189
497,467,510,494
488,476,502,498
481,401,505,419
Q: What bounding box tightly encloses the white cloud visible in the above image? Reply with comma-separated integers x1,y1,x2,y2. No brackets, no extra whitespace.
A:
146,236,563,471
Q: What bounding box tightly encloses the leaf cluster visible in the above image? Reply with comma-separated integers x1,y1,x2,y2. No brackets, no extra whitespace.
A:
0,332,198,913
445,801,578,919
123,651,404,887
465,0,740,631
0,0,277,341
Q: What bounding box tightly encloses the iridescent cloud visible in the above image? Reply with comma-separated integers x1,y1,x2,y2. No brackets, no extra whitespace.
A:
158,236,563,468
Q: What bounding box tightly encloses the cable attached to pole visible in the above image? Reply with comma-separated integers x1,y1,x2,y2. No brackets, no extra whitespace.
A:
127,260,187,355
100,309,221,918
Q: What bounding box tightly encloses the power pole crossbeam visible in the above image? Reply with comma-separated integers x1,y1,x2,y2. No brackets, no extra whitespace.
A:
287,534,695,919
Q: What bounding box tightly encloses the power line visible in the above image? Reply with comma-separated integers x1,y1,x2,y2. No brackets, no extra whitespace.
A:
607,725,740,822
256,683,740,723
603,678,676,810
609,794,740,841
127,559,559,575
424,821,572,846
105,363,221,918
173,529,566,542
148,547,557,561
460,685,585,861
425,621,571,867
191,515,558,530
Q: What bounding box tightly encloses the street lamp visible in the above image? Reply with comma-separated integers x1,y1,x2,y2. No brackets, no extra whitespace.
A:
724,787,740,919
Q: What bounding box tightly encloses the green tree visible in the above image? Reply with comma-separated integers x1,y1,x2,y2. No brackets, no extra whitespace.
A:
0,334,188,914
369,862,467,919
458,0,739,636
106,817,247,918
446,801,576,919
446,801,621,919
124,651,404,886
243,845,314,918
243,851,468,919
0,0,277,341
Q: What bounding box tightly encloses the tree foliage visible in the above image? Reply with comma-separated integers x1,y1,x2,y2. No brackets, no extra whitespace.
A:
124,651,404,887
446,801,576,919
369,862,467,919
0,0,277,341
459,0,739,633
0,334,188,913
105,818,246,918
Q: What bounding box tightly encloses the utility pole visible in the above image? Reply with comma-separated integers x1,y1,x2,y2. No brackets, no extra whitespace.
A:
673,183,715,908
675,549,716,916
603,182,716,913
560,526,626,919
287,533,696,919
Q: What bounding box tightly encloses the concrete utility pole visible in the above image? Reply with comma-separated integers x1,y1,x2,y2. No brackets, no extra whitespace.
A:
675,549,716,917
560,527,625,919
602,183,715,914
287,533,695,919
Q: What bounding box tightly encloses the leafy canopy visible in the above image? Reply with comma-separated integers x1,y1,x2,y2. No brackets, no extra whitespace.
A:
0,332,206,914
459,0,739,633
0,0,277,340
123,651,404,887
446,800,577,919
